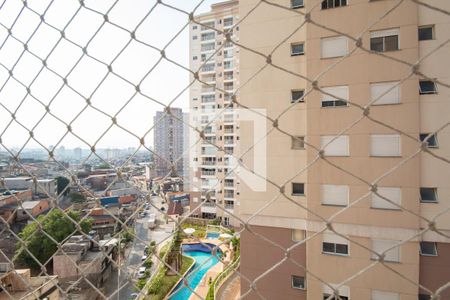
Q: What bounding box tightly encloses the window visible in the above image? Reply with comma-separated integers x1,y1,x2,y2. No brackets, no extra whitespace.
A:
193,25,198,30
291,136,305,150
419,295,431,300
418,25,434,41
419,133,438,148
420,187,438,203
224,17,233,27
193,35,198,40
323,284,349,300
321,0,347,10
321,36,348,58
292,275,306,289
292,183,305,195
292,229,305,242
370,134,401,157
321,86,348,107
370,29,399,52
291,90,305,103
323,233,349,255
291,43,304,56
420,242,437,256
321,185,349,206
192,56,198,61
371,290,399,300
291,0,304,8
371,239,400,262
371,187,401,210
370,81,400,105
321,135,349,156
419,80,437,94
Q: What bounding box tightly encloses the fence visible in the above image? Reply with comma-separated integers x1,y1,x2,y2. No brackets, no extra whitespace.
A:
0,0,448,300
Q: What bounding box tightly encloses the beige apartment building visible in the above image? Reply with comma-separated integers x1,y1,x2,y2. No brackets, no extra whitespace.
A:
189,0,240,226
238,0,450,299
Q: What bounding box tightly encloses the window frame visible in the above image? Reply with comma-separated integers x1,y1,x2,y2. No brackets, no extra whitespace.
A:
420,187,438,203
418,25,434,41
369,134,401,157
370,81,401,105
321,184,349,207
292,182,305,196
371,187,402,210
321,135,350,157
370,29,400,52
420,242,438,256
419,80,438,94
419,133,438,148
291,89,305,103
291,42,305,56
321,36,349,59
320,85,349,108
291,136,305,150
371,239,401,263
291,275,306,290
322,242,349,256
321,0,348,10
291,0,304,9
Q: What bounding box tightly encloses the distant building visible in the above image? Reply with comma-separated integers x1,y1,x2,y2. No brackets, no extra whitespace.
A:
153,107,185,177
0,267,59,300
16,199,50,222
53,234,118,289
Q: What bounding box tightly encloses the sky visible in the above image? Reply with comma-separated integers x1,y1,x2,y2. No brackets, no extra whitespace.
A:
0,0,220,150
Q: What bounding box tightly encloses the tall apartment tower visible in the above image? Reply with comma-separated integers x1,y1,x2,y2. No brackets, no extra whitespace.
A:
189,0,240,226
238,0,450,299
153,107,184,178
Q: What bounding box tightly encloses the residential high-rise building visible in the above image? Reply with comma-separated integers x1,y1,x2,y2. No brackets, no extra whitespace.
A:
189,0,240,226
238,0,450,299
153,107,185,178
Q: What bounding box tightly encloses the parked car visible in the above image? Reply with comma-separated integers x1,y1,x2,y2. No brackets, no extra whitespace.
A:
141,255,148,262
139,212,146,218
137,267,146,279
148,214,157,230
129,293,139,299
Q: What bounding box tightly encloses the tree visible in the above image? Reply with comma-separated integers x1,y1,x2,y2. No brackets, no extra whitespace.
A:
96,162,112,169
55,176,70,196
69,192,86,203
14,209,93,269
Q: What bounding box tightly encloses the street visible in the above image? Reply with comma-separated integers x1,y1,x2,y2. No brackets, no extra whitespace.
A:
104,195,172,300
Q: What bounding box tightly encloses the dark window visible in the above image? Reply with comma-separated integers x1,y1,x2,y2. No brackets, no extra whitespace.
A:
420,242,437,256
193,25,198,30
291,0,304,8
291,90,305,103
193,56,198,60
419,294,431,300
321,100,347,108
323,242,349,255
193,35,198,40
418,26,434,41
292,183,305,195
291,136,305,150
420,188,438,203
321,0,347,10
323,295,348,300
370,35,399,52
291,43,304,56
419,133,438,148
291,275,306,289
419,81,437,94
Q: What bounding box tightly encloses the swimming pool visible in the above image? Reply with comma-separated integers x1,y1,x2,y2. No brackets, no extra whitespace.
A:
206,232,220,239
168,244,221,300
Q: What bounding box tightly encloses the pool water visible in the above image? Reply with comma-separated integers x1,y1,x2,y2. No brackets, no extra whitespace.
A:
206,232,220,239
168,247,221,299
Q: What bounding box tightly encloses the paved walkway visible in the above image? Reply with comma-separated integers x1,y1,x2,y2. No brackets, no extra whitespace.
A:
217,272,240,300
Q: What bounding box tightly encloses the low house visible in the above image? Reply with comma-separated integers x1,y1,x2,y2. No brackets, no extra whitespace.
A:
53,234,118,289
16,199,50,221
0,266,59,300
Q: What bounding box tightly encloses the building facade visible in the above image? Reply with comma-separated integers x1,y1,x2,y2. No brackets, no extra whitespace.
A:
238,0,450,299
189,0,240,226
153,107,185,178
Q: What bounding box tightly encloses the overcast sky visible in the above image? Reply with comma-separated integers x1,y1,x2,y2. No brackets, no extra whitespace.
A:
0,0,219,150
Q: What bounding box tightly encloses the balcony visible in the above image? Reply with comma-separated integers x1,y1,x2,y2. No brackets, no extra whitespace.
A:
224,127,234,134
201,32,215,41
225,203,234,210
201,160,216,166
201,95,215,103
201,203,217,214
224,139,234,145
201,64,215,73
201,86,216,93
201,170,216,176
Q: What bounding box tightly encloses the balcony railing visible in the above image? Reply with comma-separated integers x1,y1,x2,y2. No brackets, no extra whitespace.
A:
202,170,216,176
225,204,234,209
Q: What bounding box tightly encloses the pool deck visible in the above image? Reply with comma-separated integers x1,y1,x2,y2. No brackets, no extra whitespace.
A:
183,238,232,300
